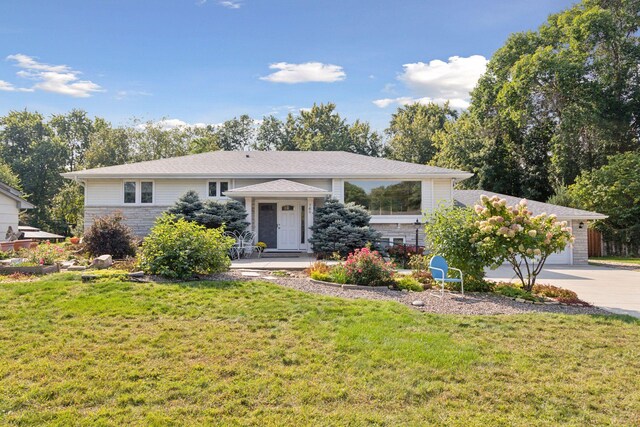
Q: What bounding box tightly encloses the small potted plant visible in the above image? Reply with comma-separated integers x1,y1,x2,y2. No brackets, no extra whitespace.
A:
69,236,80,245
256,241,267,258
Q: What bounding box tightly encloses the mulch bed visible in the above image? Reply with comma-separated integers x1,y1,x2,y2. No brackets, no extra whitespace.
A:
209,270,611,316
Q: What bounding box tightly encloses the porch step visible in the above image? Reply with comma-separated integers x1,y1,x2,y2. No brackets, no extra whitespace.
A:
260,252,303,258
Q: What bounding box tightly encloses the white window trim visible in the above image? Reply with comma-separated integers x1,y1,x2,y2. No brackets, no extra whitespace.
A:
122,179,155,206
388,236,406,246
206,180,231,199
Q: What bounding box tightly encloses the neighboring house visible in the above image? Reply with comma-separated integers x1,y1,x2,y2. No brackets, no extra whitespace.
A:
62,151,471,251
454,190,607,265
0,182,34,239
62,151,605,265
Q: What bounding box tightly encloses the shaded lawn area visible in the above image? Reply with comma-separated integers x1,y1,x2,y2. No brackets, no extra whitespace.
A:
1,274,639,426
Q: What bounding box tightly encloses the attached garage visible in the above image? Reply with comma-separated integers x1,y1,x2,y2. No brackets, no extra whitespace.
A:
454,190,607,265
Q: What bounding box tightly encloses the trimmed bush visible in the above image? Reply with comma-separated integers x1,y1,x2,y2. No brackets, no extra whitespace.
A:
309,198,382,258
168,191,249,234
343,247,394,287
138,213,235,279
394,275,424,292
532,284,578,300
493,282,536,301
84,211,137,259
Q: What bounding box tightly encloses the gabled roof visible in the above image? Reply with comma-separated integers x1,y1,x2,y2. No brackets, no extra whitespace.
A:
454,190,607,220
62,151,473,180
0,182,34,209
224,179,331,197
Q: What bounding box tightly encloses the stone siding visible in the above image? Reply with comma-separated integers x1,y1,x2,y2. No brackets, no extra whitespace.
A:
371,223,426,248
571,219,588,265
85,206,170,236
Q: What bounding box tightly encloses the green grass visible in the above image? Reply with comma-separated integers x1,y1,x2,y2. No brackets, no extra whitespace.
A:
1,273,639,426
590,256,640,266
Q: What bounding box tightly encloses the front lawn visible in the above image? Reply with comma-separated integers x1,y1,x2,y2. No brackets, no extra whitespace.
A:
590,256,640,266
1,274,639,426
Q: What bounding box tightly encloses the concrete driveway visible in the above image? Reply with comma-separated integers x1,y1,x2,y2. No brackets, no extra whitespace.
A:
486,265,640,318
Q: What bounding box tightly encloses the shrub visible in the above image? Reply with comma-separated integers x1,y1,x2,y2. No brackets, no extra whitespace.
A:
21,241,68,265
138,213,235,279
394,275,424,292
493,282,536,301
168,191,249,234
532,284,578,300
309,198,382,258
84,211,137,259
305,261,330,276
472,195,573,291
329,264,349,284
424,205,492,287
388,245,424,268
343,247,394,287
408,254,434,284
310,271,331,282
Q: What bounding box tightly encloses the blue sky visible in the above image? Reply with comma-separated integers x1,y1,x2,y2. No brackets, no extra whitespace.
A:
1,0,576,130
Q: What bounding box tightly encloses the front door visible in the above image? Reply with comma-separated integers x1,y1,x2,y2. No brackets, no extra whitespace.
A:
258,203,278,249
277,203,298,250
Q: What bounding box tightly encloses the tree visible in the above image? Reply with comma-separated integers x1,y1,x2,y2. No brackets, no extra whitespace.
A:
567,152,640,255
84,122,133,168
189,125,220,154
196,199,249,234
253,115,289,151
50,181,84,235
216,115,255,151
471,195,573,291
0,110,67,228
166,191,204,222
308,198,382,258
50,109,95,171
424,205,493,289
459,0,640,199
386,102,457,164
0,159,22,190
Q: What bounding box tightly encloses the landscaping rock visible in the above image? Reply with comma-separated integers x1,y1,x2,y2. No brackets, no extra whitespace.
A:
61,260,77,268
81,274,98,283
68,265,87,271
412,300,425,307
91,255,113,269
240,271,261,277
129,271,144,278
545,301,560,305
515,298,526,303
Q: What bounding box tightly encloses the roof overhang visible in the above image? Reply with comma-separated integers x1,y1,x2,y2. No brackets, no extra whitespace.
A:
224,190,331,198
62,172,474,180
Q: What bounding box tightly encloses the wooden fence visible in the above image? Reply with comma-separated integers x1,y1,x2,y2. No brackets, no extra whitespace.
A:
587,229,602,257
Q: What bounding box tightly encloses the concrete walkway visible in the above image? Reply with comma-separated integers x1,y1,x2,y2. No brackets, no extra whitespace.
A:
231,254,323,270
486,265,640,318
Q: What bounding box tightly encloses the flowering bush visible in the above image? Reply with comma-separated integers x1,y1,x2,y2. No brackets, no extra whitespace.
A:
471,195,573,291
21,241,68,265
387,244,424,268
343,247,395,287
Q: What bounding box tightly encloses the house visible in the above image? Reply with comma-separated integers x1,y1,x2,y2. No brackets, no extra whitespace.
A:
62,150,605,265
0,182,34,239
454,190,606,265
62,151,470,251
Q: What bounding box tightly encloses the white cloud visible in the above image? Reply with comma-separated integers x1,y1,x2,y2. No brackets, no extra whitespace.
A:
0,79,32,92
152,119,209,130
260,62,346,84
219,0,241,9
115,90,152,100
5,53,104,97
373,55,487,109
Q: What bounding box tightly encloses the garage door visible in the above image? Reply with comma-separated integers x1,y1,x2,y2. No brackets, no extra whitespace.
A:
503,244,572,266
545,244,572,265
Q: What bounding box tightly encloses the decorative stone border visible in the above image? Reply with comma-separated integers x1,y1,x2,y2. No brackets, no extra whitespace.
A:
0,265,59,275
309,278,390,291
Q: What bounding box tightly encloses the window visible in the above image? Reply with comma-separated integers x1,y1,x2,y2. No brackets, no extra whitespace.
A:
124,182,136,204
300,206,305,244
208,181,230,198
344,180,421,215
390,237,405,246
281,205,294,211
220,181,229,196
208,181,217,197
141,182,153,204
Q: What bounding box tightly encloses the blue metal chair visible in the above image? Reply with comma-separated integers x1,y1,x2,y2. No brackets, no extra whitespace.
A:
429,255,464,298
